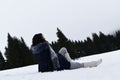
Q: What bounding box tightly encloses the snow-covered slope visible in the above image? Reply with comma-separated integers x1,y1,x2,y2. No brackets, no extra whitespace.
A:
0,50,120,80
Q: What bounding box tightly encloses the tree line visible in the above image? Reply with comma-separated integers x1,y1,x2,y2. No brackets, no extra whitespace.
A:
0,28,120,71
0,33,36,70
52,28,120,59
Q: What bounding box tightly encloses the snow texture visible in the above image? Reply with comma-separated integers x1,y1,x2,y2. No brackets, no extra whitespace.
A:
0,50,120,80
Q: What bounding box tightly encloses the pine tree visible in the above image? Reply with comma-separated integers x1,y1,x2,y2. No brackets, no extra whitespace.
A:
92,33,101,53
115,30,120,49
56,28,68,49
56,28,77,59
85,37,97,55
20,37,35,65
5,33,35,69
51,41,59,52
0,51,5,70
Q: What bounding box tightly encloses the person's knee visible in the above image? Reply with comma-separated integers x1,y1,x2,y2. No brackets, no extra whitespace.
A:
59,47,68,54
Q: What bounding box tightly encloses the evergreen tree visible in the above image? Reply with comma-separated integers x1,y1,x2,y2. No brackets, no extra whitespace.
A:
92,33,101,53
5,33,35,69
56,28,68,49
85,37,97,55
99,32,108,52
0,51,5,70
56,28,78,59
52,28,120,59
19,37,36,65
51,41,59,52
73,40,85,58
115,31,120,49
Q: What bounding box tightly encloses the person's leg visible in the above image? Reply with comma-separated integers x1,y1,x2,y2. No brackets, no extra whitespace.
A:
58,47,72,62
70,62,84,69
70,59,102,69
83,59,102,68
58,47,102,69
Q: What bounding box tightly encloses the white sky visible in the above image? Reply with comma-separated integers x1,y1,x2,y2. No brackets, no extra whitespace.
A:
0,0,120,53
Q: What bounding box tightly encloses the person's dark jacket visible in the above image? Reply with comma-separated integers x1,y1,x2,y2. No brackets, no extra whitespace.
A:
31,41,70,72
31,41,54,72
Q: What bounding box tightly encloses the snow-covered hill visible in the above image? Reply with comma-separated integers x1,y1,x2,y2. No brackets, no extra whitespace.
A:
0,50,120,80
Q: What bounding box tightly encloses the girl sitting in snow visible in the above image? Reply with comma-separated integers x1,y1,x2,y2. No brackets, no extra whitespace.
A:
31,33,102,72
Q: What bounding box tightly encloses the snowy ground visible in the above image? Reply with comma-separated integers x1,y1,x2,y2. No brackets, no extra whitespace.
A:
0,50,120,80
